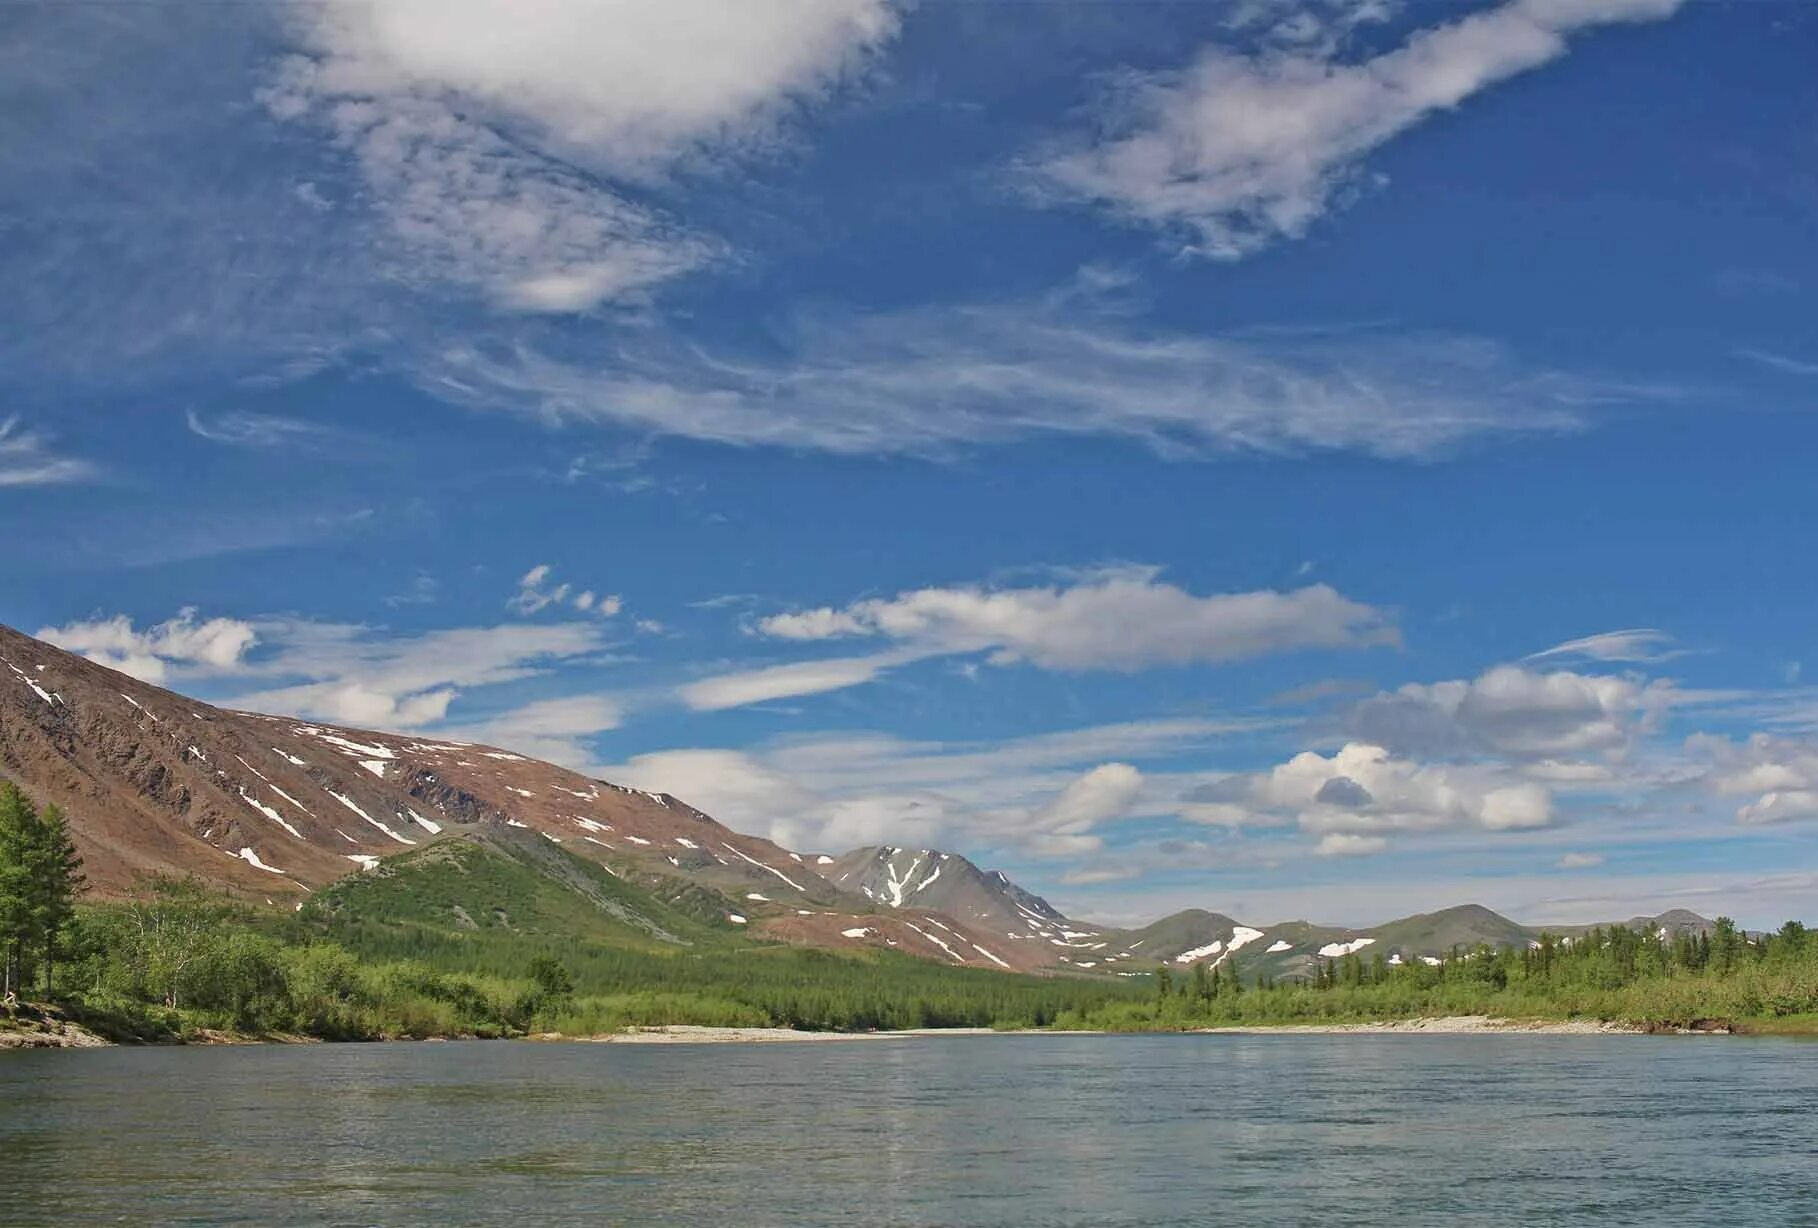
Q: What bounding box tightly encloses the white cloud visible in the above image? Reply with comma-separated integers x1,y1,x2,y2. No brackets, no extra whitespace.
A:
687,568,1395,709
678,651,912,712
1189,741,1556,851
1734,348,1818,377
1314,832,1387,857
263,0,897,311
1027,0,1683,257
510,564,623,618
424,298,1624,459
757,570,1394,668
605,718,1240,855
1022,763,1145,857
435,693,623,767
1691,733,1818,826
1556,851,1605,869
0,417,97,488
1348,665,1673,758
38,609,258,684
1527,628,1683,664
227,619,613,730
183,408,345,450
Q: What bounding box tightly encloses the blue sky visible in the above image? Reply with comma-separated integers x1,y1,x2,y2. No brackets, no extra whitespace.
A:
4,0,1817,927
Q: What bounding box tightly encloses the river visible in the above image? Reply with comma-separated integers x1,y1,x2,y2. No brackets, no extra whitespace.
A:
4,1033,1816,1225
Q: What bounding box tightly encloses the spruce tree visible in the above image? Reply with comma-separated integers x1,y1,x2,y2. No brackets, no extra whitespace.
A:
28,804,84,995
0,784,38,1000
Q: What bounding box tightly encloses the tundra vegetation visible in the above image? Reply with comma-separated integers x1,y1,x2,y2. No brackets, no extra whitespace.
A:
1060,920,1818,1033
3,787,1815,1042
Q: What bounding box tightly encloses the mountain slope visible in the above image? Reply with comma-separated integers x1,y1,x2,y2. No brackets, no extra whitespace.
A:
823,845,1110,960
0,624,1043,971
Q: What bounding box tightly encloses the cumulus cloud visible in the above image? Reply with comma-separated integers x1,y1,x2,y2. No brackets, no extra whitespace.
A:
1187,741,1555,852
1690,733,1818,826
424,300,1627,459
605,718,1236,855
1022,763,1145,857
509,564,623,618
1026,0,1683,257
1527,628,1683,664
1348,665,1673,759
263,0,897,311
1314,832,1387,857
38,608,258,684
0,417,97,488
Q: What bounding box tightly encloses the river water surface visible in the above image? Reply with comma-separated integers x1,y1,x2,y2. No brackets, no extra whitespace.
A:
4,1033,1817,1226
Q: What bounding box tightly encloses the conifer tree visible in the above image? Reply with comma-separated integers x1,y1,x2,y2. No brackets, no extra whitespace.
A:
29,804,84,995
0,784,36,999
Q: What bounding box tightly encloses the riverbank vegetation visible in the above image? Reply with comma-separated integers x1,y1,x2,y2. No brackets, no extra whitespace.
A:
4,874,1144,1043
1057,919,1818,1033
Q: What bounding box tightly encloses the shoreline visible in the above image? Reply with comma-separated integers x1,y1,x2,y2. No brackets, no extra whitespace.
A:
6,1014,1753,1050
1191,1015,1651,1036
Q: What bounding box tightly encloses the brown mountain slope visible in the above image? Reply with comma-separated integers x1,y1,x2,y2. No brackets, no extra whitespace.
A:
0,624,1043,970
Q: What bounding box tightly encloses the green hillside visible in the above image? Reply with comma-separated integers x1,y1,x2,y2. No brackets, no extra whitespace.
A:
305,831,728,952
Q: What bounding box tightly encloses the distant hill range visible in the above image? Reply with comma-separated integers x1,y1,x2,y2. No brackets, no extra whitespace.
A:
0,623,1715,980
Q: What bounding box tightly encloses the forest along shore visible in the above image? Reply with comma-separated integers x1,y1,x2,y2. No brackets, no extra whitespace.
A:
8,1017,1753,1049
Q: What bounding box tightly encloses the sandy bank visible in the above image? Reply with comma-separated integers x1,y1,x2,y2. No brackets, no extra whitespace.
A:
1194,1015,1645,1035
569,1026,1008,1044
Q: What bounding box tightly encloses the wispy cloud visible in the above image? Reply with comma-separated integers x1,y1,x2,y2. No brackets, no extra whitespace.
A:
261,0,898,312
0,417,97,488
1527,628,1685,664
683,567,1395,709
423,299,1632,460
184,408,347,449
1734,347,1818,377
1024,0,1683,257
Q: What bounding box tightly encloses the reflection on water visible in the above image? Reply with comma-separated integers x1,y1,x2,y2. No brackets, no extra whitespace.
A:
4,1033,1817,1226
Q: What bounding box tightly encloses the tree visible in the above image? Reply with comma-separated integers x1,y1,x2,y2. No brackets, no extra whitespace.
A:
0,784,38,1000
528,955,574,998
27,804,84,995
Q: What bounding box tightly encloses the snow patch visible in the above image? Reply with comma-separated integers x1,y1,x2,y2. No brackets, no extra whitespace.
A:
1174,941,1225,965
346,854,380,871
720,843,807,892
327,791,417,846
1317,937,1377,958
235,847,288,876
1265,940,1294,953
358,759,389,779
407,809,442,835
727,914,747,925
841,927,875,939
237,790,304,840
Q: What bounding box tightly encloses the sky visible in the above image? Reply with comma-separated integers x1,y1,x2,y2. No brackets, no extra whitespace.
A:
4,0,1817,930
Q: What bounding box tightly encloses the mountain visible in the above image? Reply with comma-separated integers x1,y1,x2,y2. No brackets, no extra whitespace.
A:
0,622,1722,983
0,623,1041,972
823,846,1104,955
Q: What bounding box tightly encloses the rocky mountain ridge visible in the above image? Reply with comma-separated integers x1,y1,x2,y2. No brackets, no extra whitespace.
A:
0,622,1714,979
